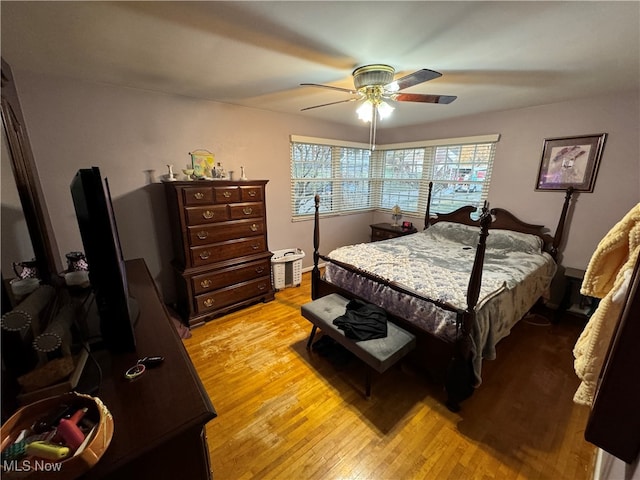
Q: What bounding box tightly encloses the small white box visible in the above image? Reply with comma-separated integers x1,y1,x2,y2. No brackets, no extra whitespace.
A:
271,248,305,290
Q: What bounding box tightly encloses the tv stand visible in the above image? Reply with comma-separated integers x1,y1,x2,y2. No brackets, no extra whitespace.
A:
79,259,216,479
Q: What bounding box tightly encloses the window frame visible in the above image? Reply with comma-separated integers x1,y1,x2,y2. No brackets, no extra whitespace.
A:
290,134,500,221
290,137,373,219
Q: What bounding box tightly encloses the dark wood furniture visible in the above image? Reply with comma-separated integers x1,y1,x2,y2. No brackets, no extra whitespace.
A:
1,58,62,285
1,59,62,283
2,58,64,423
555,267,598,322
370,223,418,241
164,180,275,327
80,258,217,479
311,185,574,411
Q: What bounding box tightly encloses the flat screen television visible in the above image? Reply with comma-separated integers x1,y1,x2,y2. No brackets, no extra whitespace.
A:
70,167,138,352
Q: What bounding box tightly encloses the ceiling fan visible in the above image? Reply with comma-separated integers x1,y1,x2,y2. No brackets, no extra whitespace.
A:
300,64,456,149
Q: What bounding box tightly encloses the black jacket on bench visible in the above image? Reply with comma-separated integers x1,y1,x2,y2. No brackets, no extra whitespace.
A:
333,299,388,341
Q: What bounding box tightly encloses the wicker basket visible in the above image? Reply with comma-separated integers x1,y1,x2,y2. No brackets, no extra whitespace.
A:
0,392,113,479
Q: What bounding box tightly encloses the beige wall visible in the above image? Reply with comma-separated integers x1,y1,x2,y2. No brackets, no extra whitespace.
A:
10,69,640,303
11,70,370,302
377,91,640,270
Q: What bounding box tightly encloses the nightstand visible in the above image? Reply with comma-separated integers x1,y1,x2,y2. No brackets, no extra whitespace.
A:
370,223,418,242
555,267,599,322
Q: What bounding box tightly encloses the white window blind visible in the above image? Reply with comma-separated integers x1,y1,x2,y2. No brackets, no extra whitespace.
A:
290,139,372,218
290,134,499,219
429,142,496,215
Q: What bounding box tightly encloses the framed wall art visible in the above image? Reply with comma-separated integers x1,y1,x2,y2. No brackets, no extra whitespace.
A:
535,133,607,192
190,149,215,178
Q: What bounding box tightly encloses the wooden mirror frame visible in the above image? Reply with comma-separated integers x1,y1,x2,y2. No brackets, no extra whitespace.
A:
1,58,62,284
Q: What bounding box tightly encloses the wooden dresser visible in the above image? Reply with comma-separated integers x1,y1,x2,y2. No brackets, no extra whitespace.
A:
164,180,275,327
81,259,217,479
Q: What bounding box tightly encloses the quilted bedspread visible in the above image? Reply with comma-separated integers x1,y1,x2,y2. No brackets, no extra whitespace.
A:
325,221,556,385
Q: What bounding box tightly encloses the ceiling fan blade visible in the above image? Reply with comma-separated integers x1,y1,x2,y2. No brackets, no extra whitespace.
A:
391,93,457,104
301,98,359,111
300,83,358,95
389,69,442,91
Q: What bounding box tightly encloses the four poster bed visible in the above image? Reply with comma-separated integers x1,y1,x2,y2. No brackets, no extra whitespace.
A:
310,184,574,411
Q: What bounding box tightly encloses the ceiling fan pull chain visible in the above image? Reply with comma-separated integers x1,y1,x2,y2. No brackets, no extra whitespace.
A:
368,114,374,151
371,109,377,151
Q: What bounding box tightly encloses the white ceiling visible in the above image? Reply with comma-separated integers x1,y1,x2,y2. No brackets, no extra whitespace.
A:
2,1,638,129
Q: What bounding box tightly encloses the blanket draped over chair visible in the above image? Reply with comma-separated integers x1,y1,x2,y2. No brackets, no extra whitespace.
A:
573,203,640,406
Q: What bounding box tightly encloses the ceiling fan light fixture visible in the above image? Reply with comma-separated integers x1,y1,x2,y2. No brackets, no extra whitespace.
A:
377,101,394,120
356,98,393,123
301,64,454,150
352,64,395,89
356,100,374,122
385,81,400,93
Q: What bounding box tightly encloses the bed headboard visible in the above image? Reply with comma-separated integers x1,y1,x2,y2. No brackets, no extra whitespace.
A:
429,205,480,228
424,186,574,260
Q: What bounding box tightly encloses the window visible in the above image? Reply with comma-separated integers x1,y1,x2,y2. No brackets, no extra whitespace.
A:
378,148,425,212
291,134,499,219
290,137,371,217
428,141,495,214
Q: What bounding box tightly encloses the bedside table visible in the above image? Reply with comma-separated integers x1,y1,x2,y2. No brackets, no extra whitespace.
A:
555,267,599,322
370,223,418,242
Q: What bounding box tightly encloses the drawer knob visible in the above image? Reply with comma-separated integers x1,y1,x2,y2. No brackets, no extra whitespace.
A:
202,210,214,219
199,251,211,260
248,190,257,197
194,192,204,200
251,244,260,250
196,230,209,240
204,298,215,308
223,191,231,198
242,207,253,215
200,279,212,288
255,266,264,274
258,283,267,291
250,223,258,232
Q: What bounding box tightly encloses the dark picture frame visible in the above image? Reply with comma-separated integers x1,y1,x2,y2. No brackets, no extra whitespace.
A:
535,133,607,192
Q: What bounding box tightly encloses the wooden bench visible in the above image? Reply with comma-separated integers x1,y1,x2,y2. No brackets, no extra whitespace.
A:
301,293,416,397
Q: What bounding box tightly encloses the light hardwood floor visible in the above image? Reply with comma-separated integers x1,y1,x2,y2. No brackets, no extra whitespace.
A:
184,273,596,480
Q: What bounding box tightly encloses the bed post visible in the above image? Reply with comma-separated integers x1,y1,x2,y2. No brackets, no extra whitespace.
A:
312,194,321,300
446,205,492,412
550,187,574,260
467,205,492,314
424,181,433,230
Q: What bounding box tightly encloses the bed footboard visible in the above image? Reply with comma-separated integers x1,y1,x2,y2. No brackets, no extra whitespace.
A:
311,195,489,411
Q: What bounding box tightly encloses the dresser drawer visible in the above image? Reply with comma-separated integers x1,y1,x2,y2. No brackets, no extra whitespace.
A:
372,229,397,241
370,223,416,241
240,185,264,202
183,187,214,205
194,276,272,314
229,202,264,220
190,259,270,295
187,219,265,246
213,186,241,203
185,205,229,225
190,237,267,267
